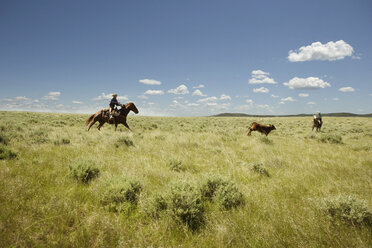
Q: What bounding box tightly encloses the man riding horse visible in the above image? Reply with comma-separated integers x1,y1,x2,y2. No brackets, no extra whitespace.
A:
109,94,122,121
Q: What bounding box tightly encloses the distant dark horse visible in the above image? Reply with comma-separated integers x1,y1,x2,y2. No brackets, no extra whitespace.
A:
85,102,139,131
312,115,322,132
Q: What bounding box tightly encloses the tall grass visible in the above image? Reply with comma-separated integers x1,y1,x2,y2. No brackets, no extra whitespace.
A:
0,111,371,247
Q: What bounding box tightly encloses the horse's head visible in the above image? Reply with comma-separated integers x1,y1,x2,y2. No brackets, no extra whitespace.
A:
125,102,139,114
270,125,276,130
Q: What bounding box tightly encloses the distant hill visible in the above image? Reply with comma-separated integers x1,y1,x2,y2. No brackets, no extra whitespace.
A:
211,112,372,117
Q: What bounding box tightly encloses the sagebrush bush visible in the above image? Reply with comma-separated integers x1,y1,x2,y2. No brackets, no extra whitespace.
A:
252,163,270,177
200,175,244,209
322,195,371,226
0,133,9,145
54,138,70,145
115,136,134,147
100,177,142,213
168,159,184,172
200,175,228,199
69,159,100,184
215,181,244,210
169,181,205,230
0,145,17,160
319,134,343,144
146,193,168,218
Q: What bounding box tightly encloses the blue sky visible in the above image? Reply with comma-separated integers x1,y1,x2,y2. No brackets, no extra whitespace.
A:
1,0,371,116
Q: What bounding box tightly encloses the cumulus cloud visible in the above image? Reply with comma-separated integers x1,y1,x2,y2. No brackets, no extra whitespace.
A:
257,104,273,112
42,91,61,100
192,89,206,97
168,84,189,95
139,79,162,85
220,94,231,100
281,97,296,102
249,70,277,84
197,96,218,103
299,93,309,97
192,84,205,89
15,96,31,101
307,101,316,105
93,92,129,101
72,100,83,104
288,40,354,62
253,87,269,93
187,103,200,106
283,77,331,90
338,87,355,92
271,94,279,98
246,99,254,104
144,90,164,95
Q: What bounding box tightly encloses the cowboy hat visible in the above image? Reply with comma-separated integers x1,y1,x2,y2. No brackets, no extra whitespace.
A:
112,94,118,97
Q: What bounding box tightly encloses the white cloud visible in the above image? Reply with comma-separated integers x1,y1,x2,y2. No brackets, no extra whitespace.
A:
137,95,148,99
288,40,354,62
93,92,129,101
271,94,279,98
279,101,285,105
192,89,206,97
253,87,269,93
283,77,331,90
168,84,189,95
72,100,83,104
197,96,218,103
220,94,231,100
187,103,200,106
192,84,205,89
338,87,355,92
257,104,273,112
42,91,61,100
281,97,296,102
249,70,277,84
246,99,254,104
139,79,162,85
15,96,30,101
307,101,316,105
144,90,164,95
299,93,309,97
333,98,339,101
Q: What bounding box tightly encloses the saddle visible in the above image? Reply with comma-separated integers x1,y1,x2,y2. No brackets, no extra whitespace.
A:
103,108,120,117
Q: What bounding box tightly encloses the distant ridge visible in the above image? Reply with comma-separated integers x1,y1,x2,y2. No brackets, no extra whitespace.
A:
211,112,372,117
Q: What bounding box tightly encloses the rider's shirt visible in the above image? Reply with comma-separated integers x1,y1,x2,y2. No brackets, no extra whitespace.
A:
110,98,120,108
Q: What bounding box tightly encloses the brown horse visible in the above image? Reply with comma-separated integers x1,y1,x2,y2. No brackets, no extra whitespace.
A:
312,116,322,132
85,102,139,131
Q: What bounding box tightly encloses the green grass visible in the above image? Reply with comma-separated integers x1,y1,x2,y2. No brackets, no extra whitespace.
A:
0,111,371,247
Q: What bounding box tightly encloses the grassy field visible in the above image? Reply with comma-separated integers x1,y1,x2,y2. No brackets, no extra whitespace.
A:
0,111,371,247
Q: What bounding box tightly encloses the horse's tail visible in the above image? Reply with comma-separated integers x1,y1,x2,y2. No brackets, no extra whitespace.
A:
85,114,95,126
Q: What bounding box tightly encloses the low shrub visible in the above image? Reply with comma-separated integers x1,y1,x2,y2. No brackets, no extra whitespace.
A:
200,175,228,199
115,136,134,147
54,138,70,145
168,159,184,172
322,195,371,226
200,175,244,209
0,145,17,160
0,133,9,145
215,181,244,210
319,134,343,144
146,193,168,218
169,181,205,230
251,163,270,177
100,177,142,213
69,159,100,184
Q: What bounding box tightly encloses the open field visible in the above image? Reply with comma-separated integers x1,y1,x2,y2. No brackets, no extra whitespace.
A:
0,111,371,247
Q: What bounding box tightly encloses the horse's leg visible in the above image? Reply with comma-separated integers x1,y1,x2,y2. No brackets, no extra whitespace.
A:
97,120,105,131
247,129,252,136
115,123,118,131
122,121,132,131
88,118,97,131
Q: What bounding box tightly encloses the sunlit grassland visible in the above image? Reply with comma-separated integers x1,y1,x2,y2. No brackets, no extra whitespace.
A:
0,111,371,247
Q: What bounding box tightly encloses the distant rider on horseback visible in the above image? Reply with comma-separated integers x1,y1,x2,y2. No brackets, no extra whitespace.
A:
314,111,322,125
109,94,122,121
